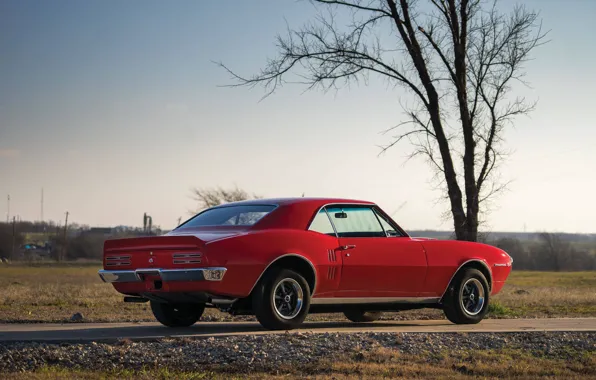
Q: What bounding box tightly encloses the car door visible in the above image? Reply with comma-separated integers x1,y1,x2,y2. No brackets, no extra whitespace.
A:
327,205,427,298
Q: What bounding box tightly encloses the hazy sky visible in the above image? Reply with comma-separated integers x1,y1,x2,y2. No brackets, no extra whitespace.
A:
1,0,595,233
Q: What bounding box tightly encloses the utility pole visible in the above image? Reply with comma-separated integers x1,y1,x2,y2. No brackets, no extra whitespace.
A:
61,211,69,262
11,216,16,261
177,217,182,226
6,194,9,224
41,188,44,223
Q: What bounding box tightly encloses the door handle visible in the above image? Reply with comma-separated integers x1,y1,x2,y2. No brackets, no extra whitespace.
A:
339,245,356,251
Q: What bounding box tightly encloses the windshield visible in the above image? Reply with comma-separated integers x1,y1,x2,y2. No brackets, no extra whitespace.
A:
179,205,277,227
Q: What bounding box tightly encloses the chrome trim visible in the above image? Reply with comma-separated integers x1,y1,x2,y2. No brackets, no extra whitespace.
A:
327,249,337,262
173,259,202,264
98,270,138,283
105,261,131,267
172,253,202,258
439,259,493,302
246,253,318,295
98,267,227,283
493,263,509,267
323,207,338,237
310,297,440,305
460,278,485,316
272,277,304,320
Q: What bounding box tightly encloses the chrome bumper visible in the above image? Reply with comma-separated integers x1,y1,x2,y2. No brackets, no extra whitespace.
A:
98,267,227,283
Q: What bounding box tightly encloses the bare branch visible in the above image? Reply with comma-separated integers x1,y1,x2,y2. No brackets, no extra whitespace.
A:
219,0,547,242
314,0,392,16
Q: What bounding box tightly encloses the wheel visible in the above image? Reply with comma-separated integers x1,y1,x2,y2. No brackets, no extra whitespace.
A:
150,301,205,327
442,268,490,324
252,268,311,330
343,310,382,323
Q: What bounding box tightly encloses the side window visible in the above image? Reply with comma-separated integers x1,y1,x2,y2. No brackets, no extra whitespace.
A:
327,206,385,238
308,209,336,236
374,209,401,237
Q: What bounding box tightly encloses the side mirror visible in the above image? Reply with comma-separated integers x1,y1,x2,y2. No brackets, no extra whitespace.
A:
386,230,398,237
334,212,348,219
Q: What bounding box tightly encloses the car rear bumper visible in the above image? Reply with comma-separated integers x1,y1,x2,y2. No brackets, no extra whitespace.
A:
98,267,227,283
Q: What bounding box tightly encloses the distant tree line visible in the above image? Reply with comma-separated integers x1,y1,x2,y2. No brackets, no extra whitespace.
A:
492,233,596,271
0,221,148,262
2,220,594,271
1,186,594,270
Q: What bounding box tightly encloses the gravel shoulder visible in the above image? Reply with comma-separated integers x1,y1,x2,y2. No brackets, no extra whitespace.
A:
2,332,595,378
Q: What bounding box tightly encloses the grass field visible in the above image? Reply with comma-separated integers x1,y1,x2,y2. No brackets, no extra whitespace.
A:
4,348,596,379
1,263,595,323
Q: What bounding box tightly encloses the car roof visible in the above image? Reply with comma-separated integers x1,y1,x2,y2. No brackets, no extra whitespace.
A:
213,197,375,208
218,198,377,231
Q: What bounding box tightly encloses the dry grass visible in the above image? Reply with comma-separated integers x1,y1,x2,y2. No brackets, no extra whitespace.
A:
3,348,596,379
0,263,595,323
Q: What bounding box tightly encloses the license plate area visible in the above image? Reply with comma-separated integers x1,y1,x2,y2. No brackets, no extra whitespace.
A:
138,272,162,291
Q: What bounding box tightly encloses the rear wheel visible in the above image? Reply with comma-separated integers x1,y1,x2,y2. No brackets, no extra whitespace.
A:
150,301,205,327
442,268,490,324
252,268,311,330
343,310,382,323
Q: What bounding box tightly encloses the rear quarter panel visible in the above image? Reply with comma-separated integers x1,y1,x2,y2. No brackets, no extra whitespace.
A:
417,239,512,297
203,229,339,298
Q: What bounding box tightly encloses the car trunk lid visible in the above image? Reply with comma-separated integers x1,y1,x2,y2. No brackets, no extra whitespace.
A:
103,235,206,269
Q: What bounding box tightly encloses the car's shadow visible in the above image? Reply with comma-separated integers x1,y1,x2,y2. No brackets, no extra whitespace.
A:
0,320,447,343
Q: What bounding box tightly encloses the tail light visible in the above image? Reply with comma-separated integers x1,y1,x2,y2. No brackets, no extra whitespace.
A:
105,255,131,267
172,252,202,265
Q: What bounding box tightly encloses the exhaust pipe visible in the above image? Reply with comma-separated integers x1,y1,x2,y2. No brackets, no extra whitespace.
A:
123,296,149,303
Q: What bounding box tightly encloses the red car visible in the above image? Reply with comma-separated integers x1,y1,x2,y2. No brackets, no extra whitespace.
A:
99,198,512,330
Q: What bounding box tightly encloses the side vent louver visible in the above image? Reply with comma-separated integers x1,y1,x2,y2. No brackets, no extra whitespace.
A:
327,266,336,280
327,249,337,280
173,253,202,265
327,249,337,262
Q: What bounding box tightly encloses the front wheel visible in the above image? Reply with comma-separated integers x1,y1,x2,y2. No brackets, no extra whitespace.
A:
252,268,311,330
442,268,490,324
150,301,205,327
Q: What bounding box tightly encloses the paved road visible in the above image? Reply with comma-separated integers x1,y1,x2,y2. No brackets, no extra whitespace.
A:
1,318,595,343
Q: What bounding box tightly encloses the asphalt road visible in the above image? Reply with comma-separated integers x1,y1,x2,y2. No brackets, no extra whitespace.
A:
1,318,595,343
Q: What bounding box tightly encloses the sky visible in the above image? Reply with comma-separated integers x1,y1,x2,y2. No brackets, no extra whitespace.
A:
1,0,595,233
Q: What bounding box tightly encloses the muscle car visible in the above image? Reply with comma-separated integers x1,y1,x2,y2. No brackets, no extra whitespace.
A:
99,198,513,330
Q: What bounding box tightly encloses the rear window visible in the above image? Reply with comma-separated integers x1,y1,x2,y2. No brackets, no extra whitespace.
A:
181,205,276,227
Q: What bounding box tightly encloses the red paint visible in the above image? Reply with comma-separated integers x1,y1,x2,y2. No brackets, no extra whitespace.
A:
336,237,427,297
104,198,512,300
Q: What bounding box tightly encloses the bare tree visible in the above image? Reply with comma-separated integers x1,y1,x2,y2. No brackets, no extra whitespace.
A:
219,0,546,241
191,186,261,212
537,232,571,272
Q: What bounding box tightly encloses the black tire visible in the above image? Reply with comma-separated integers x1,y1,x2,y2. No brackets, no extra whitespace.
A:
442,268,490,324
252,268,311,330
343,310,382,323
150,301,205,327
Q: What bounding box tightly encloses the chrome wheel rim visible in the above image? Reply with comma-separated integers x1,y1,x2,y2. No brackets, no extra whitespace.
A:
460,278,485,316
272,278,304,320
